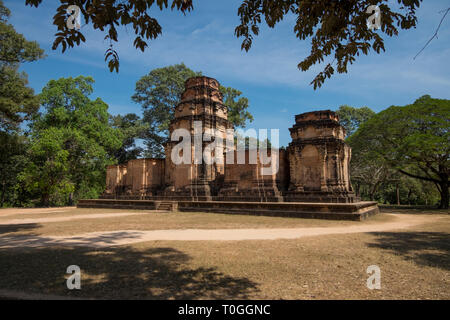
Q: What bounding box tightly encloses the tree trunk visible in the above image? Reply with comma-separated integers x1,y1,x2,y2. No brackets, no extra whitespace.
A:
0,182,5,207
41,193,50,207
438,181,449,209
369,181,380,202
396,183,400,205
355,183,360,197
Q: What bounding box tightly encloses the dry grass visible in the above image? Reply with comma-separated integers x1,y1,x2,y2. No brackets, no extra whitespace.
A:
0,208,396,237
0,208,140,220
379,206,450,215
0,207,448,299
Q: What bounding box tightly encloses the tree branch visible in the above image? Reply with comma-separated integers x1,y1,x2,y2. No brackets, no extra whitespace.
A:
414,7,450,59
398,169,440,183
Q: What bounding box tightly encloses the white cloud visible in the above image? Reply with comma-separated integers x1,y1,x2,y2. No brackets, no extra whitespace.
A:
5,0,449,101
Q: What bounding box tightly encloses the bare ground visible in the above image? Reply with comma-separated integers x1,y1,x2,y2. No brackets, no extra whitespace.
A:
0,213,440,248
0,207,448,299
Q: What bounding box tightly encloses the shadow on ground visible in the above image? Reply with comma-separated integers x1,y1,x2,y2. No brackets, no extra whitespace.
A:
0,224,40,235
367,231,450,271
0,223,151,249
0,223,258,299
0,243,259,299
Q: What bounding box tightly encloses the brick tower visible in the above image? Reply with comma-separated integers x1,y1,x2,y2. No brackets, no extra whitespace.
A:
285,110,358,203
163,76,234,200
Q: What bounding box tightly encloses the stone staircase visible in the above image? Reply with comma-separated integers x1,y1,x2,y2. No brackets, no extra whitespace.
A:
156,201,177,212
252,180,284,202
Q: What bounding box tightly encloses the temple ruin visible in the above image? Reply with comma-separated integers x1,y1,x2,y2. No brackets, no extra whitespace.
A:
79,76,378,220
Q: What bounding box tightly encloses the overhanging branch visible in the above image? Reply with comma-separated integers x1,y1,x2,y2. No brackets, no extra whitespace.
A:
414,7,450,59
398,169,440,183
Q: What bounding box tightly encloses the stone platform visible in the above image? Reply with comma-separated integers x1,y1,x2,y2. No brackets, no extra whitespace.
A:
77,199,379,221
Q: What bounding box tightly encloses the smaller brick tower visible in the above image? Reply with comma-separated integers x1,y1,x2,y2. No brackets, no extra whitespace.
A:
285,110,358,203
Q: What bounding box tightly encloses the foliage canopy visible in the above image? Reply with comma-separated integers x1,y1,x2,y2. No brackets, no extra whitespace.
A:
348,95,450,208
21,76,122,205
0,0,44,132
25,0,422,88
132,63,253,157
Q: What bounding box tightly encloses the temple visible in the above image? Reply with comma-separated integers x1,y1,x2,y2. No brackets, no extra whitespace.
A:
79,76,378,220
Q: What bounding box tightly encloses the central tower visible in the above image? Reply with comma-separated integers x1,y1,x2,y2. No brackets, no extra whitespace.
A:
163,76,234,200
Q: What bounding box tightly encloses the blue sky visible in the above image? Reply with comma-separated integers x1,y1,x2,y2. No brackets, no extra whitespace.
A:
5,0,450,147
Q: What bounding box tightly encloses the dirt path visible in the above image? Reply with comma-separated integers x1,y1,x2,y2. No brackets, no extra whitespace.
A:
0,207,74,217
0,214,440,249
0,212,153,225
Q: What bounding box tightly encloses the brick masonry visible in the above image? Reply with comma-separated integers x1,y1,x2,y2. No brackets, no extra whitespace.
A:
79,76,378,220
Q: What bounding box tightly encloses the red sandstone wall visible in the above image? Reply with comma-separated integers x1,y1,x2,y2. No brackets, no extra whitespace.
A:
222,149,288,192
105,164,127,194
125,159,164,194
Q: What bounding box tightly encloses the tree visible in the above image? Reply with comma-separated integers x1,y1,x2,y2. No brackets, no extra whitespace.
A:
21,76,122,206
336,105,375,137
0,1,43,65
379,173,440,206
0,66,39,132
0,0,44,206
0,132,28,207
109,113,148,164
132,63,253,157
348,95,450,209
348,137,395,201
19,127,73,206
132,63,200,157
235,0,420,88
0,0,44,132
336,105,379,200
25,1,423,87
25,0,192,72
220,86,254,128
